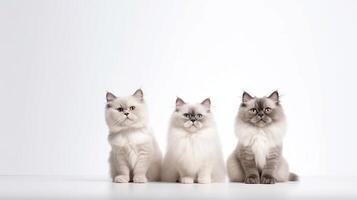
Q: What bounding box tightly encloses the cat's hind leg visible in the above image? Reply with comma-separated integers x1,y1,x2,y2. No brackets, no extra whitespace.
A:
146,139,162,182
274,157,290,182
211,157,226,182
161,158,179,182
227,152,244,182
146,158,161,182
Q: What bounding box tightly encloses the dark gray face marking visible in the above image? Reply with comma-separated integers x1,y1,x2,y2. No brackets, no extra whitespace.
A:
254,98,266,118
238,91,284,128
239,97,282,127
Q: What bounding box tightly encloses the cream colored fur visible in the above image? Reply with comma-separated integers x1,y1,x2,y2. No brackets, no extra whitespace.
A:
105,89,162,183
162,99,225,184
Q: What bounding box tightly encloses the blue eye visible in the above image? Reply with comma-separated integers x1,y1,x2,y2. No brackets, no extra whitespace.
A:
183,113,190,118
117,107,124,112
197,114,203,118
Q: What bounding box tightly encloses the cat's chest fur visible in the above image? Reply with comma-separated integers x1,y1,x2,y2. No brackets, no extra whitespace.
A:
238,126,284,169
249,129,273,169
172,128,216,166
109,129,152,168
109,129,151,147
109,129,152,167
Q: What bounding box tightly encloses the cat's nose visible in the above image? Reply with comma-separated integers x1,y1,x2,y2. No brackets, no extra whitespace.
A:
124,112,129,116
258,113,264,117
190,119,196,122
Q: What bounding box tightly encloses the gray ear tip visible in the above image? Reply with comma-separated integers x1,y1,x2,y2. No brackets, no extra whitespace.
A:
176,97,185,107
270,90,279,96
106,91,116,101
242,91,253,102
176,96,184,102
136,88,143,94
242,91,251,97
201,98,211,108
268,90,280,102
106,91,112,96
133,88,144,99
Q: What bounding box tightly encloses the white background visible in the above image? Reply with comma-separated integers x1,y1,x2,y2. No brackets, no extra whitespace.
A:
0,0,356,177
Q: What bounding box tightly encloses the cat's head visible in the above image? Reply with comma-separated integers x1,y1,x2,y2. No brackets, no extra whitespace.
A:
238,91,285,128
105,89,148,132
171,97,213,132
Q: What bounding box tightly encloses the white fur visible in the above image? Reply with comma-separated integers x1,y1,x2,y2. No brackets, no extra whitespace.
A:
235,118,286,169
108,127,161,173
105,91,162,183
162,102,225,183
109,128,152,147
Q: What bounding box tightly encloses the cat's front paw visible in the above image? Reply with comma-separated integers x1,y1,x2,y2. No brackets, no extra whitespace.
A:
197,177,211,184
133,175,148,183
244,174,260,184
114,175,130,183
261,174,276,184
180,177,194,184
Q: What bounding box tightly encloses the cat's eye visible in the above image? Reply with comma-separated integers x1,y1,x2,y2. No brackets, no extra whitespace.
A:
265,107,272,113
197,114,203,118
249,108,257,113
183,113,190,118
129,106,135,111
117,107,124,112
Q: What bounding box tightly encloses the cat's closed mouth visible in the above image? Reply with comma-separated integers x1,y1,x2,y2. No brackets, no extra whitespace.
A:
123,117,133,122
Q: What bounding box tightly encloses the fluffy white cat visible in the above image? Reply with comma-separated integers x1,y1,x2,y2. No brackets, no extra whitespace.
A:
105,89,162,183
161,97,225,184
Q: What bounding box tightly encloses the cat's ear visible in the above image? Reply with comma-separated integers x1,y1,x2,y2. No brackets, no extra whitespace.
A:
201,98,211,111
106,91,116,102
242,91,253,103
176,97,185,109
133,88,144,101
268,90,279,102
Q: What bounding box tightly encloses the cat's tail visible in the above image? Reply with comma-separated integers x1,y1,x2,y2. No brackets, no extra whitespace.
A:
289,172,299,181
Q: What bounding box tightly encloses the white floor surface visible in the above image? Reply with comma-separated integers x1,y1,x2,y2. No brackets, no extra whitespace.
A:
0,176,356,200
